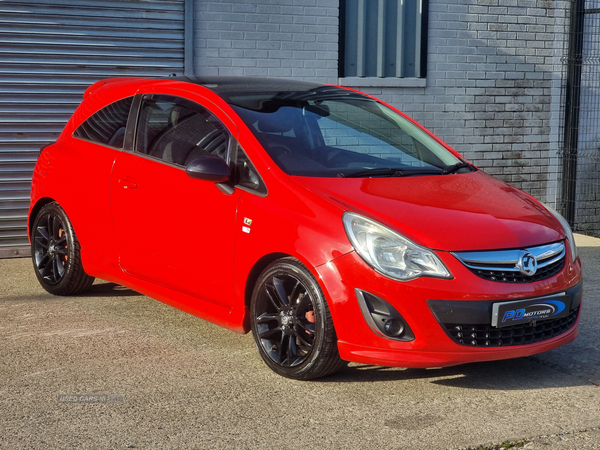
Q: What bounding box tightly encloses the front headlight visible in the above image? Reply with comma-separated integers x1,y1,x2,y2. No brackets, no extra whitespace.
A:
342,212,452,281
545,205,578,262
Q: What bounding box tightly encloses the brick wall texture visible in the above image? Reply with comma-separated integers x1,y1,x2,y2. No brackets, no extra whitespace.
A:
393,0,567,204
194,0,568,204
194,0,339,81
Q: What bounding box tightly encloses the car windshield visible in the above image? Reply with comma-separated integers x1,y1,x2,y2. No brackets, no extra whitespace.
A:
228,90,464,178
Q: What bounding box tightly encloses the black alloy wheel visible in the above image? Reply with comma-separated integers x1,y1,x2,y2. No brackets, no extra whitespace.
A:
256,272,315,367
251,257,344,379
33,212,67,285
31,202,94,295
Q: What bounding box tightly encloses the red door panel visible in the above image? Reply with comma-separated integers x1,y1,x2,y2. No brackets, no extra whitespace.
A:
110,151,242,307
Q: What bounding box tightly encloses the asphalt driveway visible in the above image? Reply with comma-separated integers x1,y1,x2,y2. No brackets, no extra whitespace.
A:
1,235,599,450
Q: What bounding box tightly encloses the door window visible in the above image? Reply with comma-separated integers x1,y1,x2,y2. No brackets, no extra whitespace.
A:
135,95,229,166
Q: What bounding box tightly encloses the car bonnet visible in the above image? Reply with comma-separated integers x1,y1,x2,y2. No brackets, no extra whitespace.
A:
292,170,564,252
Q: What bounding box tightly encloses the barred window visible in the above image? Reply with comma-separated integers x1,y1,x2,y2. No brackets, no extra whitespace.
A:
340,0,428,79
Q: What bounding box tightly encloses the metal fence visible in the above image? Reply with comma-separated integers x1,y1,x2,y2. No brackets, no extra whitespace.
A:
560,0,600,237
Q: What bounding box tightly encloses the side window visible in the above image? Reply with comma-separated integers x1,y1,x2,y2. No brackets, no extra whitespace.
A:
135,95,229,167
73,96,133,148
235,145,266,195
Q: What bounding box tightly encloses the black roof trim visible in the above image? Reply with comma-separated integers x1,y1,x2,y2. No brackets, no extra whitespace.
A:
168,76,369,111
171,75,326,95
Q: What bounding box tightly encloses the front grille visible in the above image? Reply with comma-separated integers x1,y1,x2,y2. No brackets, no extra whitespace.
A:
470,257,564,283
452,242,566,283
443,307,579,347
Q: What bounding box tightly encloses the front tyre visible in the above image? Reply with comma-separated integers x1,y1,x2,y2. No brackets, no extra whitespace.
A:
250,257,344,380
31,202,94,295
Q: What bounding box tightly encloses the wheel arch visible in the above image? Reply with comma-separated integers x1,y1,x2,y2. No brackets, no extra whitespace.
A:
28,197,57,238
244,252,290,311
237,251,328,333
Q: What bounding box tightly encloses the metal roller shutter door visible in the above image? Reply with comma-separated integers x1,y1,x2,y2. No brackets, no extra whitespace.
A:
0,0,186,258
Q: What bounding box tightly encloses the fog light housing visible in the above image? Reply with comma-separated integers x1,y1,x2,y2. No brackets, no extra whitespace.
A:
355,289,415,341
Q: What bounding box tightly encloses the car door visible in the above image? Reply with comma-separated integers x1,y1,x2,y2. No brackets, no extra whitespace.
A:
110,94,242,307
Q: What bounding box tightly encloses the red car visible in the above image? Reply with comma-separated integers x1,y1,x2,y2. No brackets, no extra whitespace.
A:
28,76,582,379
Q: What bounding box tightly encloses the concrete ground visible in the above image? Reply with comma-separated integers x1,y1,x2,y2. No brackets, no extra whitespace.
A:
0,235,598,450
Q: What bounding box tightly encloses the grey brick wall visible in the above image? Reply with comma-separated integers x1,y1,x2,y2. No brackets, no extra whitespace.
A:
194,0,338,82
194,0,568,205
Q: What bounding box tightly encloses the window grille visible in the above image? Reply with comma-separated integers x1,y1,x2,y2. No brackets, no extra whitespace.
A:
340,0,428,78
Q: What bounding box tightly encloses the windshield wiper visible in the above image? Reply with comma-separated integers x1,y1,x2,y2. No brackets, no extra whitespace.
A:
337,167,444,178
442,161,473,174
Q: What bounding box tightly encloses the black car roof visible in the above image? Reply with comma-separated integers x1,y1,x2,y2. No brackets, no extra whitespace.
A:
168,75,366,109
172,75,325,95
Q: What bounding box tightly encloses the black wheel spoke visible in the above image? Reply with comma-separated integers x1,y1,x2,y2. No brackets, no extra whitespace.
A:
37,226,50,242
296,332,312,348
258,326,281,339
278,334,287,364
56,247,68,256
48,215,57,239
288,333,298,361
50,257,58,283
272,277,290,306
52,257,61,283
297,319,316,334
256,312,279,323
42,257,53,279
265,285,283,310
57,256,66,278
46,215,53,238
38,255,50,272
35,238,49,250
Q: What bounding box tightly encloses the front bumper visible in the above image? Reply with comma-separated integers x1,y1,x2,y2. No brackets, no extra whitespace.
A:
315,250,582,368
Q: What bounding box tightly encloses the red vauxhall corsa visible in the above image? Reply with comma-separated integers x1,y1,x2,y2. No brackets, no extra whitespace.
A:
28,76,582,379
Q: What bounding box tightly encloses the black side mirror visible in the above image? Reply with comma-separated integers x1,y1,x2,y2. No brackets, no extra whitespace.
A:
186,156,230,183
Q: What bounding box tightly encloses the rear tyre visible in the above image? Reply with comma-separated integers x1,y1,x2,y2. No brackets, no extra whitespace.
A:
31,202,94,295
250,257,345,380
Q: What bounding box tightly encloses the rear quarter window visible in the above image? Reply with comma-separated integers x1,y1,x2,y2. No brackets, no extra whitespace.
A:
73,97,133,149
